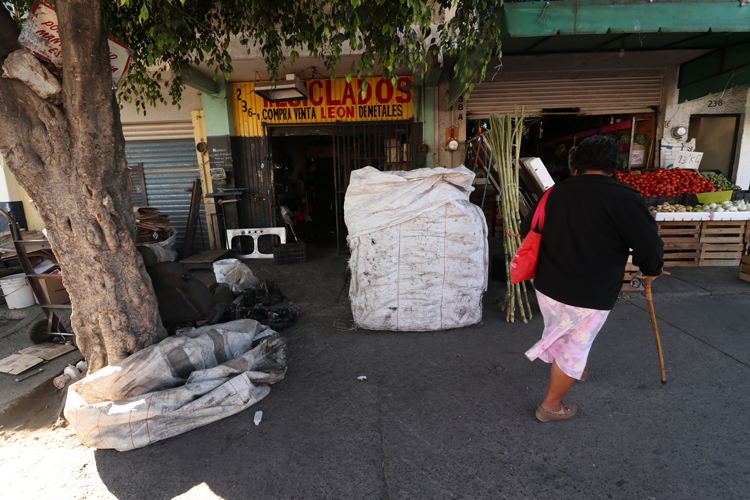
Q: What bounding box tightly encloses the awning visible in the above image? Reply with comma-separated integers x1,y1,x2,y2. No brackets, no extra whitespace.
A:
450,0,750,105
498,0,750,44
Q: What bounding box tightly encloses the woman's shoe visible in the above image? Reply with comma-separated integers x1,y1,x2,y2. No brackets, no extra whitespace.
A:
535,402,578,422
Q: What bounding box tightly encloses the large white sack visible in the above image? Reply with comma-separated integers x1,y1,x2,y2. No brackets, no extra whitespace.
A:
345,166,488,331
64,319,286,451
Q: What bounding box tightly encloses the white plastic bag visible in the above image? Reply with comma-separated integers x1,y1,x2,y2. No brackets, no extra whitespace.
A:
138,229,178,263
213,258,260,292
64,319,286,451
345,166,488,331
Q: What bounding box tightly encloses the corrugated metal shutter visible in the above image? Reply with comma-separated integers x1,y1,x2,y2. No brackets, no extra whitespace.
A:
467,76,663,118
122,122,196,141
124,138,210,255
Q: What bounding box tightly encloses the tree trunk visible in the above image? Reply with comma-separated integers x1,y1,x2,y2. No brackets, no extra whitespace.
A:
0,0,166,373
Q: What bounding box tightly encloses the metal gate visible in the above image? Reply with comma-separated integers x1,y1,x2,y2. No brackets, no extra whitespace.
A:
332,121,419,253
467,76,664,118
124,139,210,255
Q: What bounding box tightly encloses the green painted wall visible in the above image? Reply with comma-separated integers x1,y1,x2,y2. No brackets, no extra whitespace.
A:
201,80,235,137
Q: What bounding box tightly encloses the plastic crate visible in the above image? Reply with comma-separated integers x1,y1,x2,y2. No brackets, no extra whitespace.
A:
731,190,748,201
640,195,686,207
694,190,733,204
272,241,307,265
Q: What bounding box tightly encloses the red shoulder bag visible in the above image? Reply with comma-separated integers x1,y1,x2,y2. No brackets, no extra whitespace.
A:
510,188,553,284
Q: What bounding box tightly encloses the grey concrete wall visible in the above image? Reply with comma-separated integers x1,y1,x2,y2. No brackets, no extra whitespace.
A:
119,84,204,124
660,67,749,187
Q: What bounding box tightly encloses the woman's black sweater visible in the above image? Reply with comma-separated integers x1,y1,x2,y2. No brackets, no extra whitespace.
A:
520,174,664,311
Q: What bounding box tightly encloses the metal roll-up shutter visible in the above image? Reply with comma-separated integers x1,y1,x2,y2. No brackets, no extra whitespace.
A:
122,121,196,141
467,76,663,119
124,138,210,255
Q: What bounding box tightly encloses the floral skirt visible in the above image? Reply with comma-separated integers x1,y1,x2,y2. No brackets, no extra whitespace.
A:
525,290,611,380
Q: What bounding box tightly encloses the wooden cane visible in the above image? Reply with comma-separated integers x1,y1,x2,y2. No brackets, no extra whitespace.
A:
630,271,670,384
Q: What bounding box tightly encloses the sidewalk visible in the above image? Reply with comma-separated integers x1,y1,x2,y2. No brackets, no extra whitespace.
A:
2,244,749,499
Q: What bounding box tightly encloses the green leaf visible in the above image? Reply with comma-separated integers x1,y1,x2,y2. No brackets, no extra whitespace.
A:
138,3,149,23
382,24,389,35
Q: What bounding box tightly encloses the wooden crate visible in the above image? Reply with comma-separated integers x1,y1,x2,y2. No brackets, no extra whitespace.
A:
700,220,746,244
700,243,744,267
744,222,750,255
740,255,750,283
658,221,702,267
699,221,745,266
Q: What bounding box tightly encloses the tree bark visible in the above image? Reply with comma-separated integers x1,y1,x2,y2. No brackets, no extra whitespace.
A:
0,1,166,373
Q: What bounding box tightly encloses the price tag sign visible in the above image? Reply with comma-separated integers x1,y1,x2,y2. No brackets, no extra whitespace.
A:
673,151,704,170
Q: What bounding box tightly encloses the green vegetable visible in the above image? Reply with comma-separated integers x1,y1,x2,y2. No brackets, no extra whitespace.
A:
701,172,741,191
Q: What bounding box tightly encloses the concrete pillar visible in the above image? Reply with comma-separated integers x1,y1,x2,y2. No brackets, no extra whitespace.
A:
734,93,750,190
435,73,467,168
200,80,239,229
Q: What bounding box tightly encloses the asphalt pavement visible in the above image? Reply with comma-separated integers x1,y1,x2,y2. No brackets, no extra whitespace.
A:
2,242,749,499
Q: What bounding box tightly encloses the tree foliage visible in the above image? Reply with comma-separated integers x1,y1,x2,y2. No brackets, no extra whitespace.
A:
7,0,501,110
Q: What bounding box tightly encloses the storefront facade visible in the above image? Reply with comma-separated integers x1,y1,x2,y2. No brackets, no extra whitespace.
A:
219,76,420,253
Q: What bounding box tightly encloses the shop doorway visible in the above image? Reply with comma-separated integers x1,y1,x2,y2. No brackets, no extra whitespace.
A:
268,121,419,254
688,115,740,179
467,112,657,182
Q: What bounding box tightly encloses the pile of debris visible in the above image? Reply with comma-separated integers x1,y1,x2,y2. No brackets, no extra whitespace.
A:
134,206,172,243
0,229,53,261
214,259,299,331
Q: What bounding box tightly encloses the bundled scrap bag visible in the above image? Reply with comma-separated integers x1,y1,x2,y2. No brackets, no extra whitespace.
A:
64,319,287,451
345,166,488,331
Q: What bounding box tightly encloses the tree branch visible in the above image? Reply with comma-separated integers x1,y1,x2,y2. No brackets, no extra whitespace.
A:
57,0,125,182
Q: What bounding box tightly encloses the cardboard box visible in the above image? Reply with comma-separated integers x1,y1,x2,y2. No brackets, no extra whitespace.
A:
520,157,555,192
630,144,648,167
37,276,69,304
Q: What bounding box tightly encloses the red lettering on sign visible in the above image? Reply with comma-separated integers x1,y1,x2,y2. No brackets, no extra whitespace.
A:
288,100,300,107
301,81,309,107
375,79,393,104
336,107,345,119
345,106,355,119
263,98,272,108
276,102,287,108
357,79,372,104
396,77,412,104
341,82,355,105
325,80,341,106
309,81,324,106
327,107,336,119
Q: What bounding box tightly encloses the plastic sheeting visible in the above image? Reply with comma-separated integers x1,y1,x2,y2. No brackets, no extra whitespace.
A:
213,258,260,293
345,166,488,331
64,319,286,451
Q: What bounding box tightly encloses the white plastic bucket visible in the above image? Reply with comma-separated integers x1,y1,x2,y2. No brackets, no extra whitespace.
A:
1,273,36,309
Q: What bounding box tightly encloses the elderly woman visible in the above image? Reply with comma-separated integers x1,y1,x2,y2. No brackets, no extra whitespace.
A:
520,135,664,422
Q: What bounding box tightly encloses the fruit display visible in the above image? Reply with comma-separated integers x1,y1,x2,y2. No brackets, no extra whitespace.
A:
617,168,715,197
693,200,750,213
649,203,694,213
700,172,741,191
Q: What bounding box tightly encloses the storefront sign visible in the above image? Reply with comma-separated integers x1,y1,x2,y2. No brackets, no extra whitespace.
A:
18,2,132,85
232,77,413,137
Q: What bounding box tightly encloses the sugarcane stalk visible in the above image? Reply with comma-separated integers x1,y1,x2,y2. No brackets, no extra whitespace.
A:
486,108,529,322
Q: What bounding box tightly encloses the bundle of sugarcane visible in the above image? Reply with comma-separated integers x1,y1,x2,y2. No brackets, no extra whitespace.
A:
484,108,533,323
